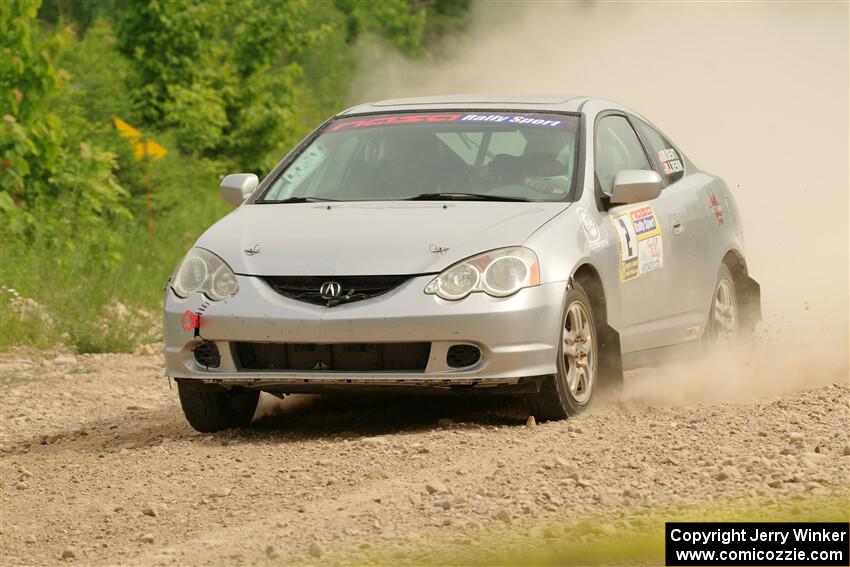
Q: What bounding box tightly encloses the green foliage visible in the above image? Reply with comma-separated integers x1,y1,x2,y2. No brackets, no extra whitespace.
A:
57,20,137,124
340,0,428,55
115,0,316,170
1,0,130,257
37,0,124,36
422,0,472,45
162,83,229,152
116,0,223,124
1,0,471,353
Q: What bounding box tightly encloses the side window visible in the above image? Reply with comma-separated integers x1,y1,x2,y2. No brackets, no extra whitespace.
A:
634,119,685,184
595,115,652,194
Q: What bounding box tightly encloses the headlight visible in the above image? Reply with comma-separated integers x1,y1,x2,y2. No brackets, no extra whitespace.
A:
172,248,239,300
424,247,539,301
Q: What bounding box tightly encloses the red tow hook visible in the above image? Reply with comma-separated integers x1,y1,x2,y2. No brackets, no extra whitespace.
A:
181,310,201,336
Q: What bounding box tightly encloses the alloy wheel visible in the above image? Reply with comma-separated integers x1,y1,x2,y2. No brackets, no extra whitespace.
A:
562,300,596,404
713,278,738,342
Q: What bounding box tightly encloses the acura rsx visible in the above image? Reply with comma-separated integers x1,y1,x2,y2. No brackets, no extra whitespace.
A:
163,94,760,432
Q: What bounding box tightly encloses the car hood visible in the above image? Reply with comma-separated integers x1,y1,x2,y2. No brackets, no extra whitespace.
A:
196,201,571,276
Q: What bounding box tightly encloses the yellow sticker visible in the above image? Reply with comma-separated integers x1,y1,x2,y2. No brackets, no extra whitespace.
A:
611,206,663,282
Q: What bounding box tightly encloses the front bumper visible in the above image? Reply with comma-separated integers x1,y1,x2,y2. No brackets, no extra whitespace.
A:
164,275,566,390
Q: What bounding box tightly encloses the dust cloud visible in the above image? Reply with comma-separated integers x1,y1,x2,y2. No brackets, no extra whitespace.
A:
352,2,850,403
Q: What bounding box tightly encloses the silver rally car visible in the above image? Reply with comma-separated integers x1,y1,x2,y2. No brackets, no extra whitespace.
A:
164,94,760,432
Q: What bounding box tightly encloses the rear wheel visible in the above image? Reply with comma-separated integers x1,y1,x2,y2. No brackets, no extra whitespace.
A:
528,281,599,420
708,264,739,344
177,381,259,433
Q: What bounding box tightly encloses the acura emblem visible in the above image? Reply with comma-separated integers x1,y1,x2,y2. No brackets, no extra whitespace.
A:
319,281,342,297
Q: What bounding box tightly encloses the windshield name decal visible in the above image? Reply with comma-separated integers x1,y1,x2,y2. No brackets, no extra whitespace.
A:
329,113,568,132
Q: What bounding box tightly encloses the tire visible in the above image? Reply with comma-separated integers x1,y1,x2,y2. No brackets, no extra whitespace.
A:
707,264,739,345
177,381,260,433
528,280,603,420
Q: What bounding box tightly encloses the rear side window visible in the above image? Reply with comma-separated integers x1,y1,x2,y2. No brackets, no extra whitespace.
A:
595,115,652,195
634,119,685,184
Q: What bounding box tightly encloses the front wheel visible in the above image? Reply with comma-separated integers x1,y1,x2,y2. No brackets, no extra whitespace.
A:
177,381,260,433
528,281,599,420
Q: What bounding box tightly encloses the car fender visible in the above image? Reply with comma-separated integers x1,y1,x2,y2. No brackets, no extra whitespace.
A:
697,175,761,330
523,197,623,330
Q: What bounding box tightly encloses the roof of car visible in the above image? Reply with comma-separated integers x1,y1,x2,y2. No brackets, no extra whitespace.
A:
340,94,595,115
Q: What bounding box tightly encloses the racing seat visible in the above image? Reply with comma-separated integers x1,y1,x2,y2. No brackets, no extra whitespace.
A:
488,154,524,186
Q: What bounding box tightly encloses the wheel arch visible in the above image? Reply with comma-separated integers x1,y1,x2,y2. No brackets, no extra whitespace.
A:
572,263,609,323
720,248,761,332
571,262,623,387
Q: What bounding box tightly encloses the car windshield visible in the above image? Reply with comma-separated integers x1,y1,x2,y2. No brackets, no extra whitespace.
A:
258,112,581,203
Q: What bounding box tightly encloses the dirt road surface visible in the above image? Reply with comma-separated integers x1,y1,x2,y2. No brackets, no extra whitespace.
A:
1,348,848,566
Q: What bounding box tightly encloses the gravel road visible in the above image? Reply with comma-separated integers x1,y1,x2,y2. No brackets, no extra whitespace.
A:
1,347,848,566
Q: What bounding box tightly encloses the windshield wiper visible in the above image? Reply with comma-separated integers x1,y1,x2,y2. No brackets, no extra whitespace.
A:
407,192,532,202
260,196,341,204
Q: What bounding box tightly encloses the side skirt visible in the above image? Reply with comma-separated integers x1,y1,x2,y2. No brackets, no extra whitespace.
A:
621,339,706,371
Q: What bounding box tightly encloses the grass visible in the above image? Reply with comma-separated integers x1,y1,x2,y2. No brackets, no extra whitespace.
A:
279,489,850,566
0,152,229,354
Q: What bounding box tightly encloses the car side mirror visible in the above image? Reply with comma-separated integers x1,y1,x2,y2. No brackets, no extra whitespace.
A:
220,173,259,207
609,170,663,206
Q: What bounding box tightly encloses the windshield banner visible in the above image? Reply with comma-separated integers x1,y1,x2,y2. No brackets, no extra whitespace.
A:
328,112,573,132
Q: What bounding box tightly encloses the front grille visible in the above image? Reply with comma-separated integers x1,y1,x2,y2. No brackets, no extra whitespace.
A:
233,342,431,372
262,275,414,307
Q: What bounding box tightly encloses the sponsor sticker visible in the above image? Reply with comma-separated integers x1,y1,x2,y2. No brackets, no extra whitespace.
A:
629,206,660,236
657,147,684,175
612,206,664,281
329,113,464,132
577,207,609,251
685,326,701,340
638,235,663,274
458,114,564,128
709,193,724,225
577,207,600,241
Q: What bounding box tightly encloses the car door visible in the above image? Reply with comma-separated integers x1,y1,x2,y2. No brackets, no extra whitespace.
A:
632,117,710,340
594,113,686,352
